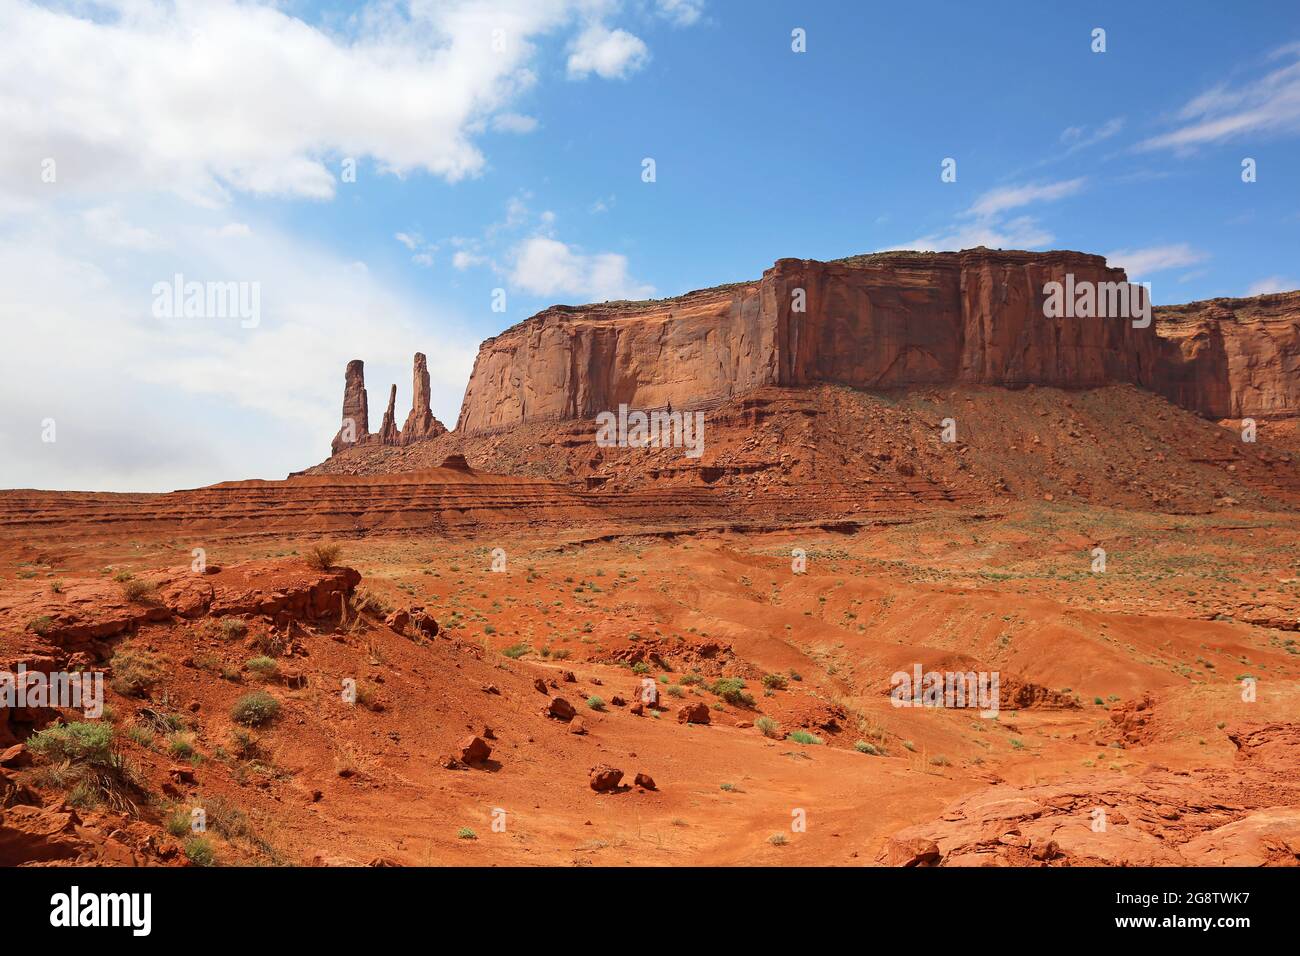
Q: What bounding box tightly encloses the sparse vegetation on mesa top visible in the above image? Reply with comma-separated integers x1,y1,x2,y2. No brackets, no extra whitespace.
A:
305,541,342,571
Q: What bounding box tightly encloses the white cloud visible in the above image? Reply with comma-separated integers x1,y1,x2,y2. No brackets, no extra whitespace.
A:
82,205,158,250
452,250,487,270
0,0,664,206
1139,48,1300,151
491,112,540,133
967,178,1087,218
1247,275,1297,295
0,201,478,491
0,1,707,489
892,178,1084,252
567,24,650,79
655,0,705,26
1104,243,1209,278
511,236,653,301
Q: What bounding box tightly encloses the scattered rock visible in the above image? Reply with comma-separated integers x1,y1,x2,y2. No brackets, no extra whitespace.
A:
589,766,624,792
458,735,492,766
677,702,711,725
547,697,576,722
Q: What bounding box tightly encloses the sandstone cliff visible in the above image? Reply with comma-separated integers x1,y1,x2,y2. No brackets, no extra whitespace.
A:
1151,290,1300,419
329,248,1299,451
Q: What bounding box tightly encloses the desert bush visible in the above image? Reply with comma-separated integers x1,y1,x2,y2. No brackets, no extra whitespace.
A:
762,673,788,691
27,722,143,812
246,656,278,679
28,721,114,764
109,646,166,698
230,728,262,762
164,809,192,838
502,643,529,659
184,836,215,866
231,691,280,727
710,677,754,707
120,578,155,603
219,618,248,641
304,542,342,570
854,740,881,755
28,615,53,636
167,733,197,760
787,730,823,746
586,695,605,711
755,716,780,738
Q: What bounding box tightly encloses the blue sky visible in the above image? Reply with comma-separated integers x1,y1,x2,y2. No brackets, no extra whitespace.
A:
2,0,1298,491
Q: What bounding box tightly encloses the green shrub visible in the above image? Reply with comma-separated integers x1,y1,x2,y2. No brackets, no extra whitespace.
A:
246,656,278,678
220,618,248,641
787,730,823,746
28,615,54,636
28,722,141,812
231,691,280,727
28,721,114,765
586,695,605,711
711,677,754,707
184,836,215,866
755,716,780,738
167,733,197,760
165,809,192,837
854,740,881,755
762,673,788,691
502,643,529,659
457,827,477,840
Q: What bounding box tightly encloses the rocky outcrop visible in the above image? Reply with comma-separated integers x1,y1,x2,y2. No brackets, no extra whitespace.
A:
450,248,1297,435
377,384,400,445
330,360,370,455
329,248,1299,453
331,354,447,453
401,352,446,444
1152,291,1300,419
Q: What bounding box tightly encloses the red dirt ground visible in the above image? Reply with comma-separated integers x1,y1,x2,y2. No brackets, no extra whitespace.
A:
1,385,1297,866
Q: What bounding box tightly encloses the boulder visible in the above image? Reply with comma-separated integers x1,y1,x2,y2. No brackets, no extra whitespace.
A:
589,766,624,792
677,702,711,725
